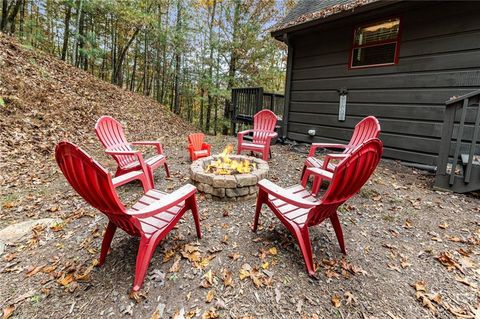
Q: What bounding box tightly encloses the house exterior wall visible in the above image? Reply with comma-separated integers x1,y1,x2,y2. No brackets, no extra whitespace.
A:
285,1,480,165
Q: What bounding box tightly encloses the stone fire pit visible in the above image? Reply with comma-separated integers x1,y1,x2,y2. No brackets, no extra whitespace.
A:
190,155,269,201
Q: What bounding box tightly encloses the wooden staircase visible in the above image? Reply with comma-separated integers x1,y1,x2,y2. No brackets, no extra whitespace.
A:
435,89,480,193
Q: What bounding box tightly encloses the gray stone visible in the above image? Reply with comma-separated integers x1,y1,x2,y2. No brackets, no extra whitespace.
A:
0,218,61,244
236,174,257,187
226,187,249,197
212,176,226,188
249,185,258,194
211,187,225,198
224,175,237,188
195,172,214,184
197,183,213,194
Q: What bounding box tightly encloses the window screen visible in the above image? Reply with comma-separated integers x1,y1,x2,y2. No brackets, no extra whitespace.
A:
350,18,400,68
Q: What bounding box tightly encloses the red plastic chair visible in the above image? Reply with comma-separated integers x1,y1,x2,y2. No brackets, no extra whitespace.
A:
237,109,278,161
188,133,211,161
301,116,380,194
55,141,201,292
253,138,383,277
95,116,170,190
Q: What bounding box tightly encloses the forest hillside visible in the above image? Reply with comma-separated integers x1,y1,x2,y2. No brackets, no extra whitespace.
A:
0,34,193,206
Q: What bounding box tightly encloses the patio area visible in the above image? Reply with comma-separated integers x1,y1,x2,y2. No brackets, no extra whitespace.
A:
1,136,479,318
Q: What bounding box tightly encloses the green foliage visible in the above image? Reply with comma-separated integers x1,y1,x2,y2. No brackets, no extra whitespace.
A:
9,0,289,134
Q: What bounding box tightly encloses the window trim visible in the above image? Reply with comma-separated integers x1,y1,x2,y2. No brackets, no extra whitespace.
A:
348,16,402,70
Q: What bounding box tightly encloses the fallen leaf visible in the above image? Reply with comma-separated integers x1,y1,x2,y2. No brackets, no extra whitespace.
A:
163,249,176,263
222,269,233,287
204,269,214,286
2,305,14,319
239,264,251,280
129,290,147,303
435,251,463,272
268,247,278,256
344,291,356,305
169,255,181,273
403,219,413,229
57,273,74,286
331,295,341,308
228,252,241,261
416,292,438,316
201,307,219,319
438,222,448,229
206,289,215,303
413,281,427,292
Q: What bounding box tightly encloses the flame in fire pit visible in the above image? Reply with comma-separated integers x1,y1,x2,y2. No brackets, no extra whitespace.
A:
205,145,256,175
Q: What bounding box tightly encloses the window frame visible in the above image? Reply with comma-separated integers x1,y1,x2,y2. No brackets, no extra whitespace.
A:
348,16,402,70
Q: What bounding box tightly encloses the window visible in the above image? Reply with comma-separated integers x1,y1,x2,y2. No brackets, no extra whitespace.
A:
350,18,401,68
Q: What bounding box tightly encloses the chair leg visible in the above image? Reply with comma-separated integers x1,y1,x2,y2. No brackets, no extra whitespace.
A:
164,162,170,178
330,212,346,254
133,237,157,292
252,190,266,232
99,222,117,266
300,165,307,181
293,227,316,276
301,167,311,188
262,149,269,161
312,176,323,196
188,195,202,239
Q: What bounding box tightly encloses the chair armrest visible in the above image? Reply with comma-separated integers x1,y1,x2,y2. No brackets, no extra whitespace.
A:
106,149,149,175
305,167,334,181
269,132,278,138
131,141,164,154
323,153,349,170
258,179,318,209
237,129,254,138
309,143,348,156
202,143,211,151
128,184,197,218
112,170,144,188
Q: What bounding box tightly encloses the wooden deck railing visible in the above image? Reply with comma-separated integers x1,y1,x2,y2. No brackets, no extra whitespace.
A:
434,89,480,193
231,87,284,124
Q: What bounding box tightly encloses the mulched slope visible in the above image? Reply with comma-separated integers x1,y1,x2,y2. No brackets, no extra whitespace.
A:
0,34,479,318
0,34,193,206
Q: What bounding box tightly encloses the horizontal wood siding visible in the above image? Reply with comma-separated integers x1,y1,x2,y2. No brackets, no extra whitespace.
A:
286,1,480,165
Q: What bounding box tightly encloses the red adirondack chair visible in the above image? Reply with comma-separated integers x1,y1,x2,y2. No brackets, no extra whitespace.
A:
188,133,211,161
55,141,201,292
237,109,278,161
95,116,170,190
301,116,380,194
253,138,383,276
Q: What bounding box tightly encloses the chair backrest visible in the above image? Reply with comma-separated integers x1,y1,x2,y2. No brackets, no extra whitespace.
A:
55,142,141,236
188,133,205,151
346,116,381,151
95,116,135,168
307,138,383,226
252,109,277,144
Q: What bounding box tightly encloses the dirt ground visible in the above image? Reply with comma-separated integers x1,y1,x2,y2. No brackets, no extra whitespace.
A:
0,34,479,319
1,137,479,319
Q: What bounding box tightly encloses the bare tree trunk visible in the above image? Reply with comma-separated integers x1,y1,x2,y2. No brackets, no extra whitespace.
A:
223,0,240,135
172,0,182,115
205,0,216,133
1,0,7,30
112,27,139,86
61,3,71,61
71,0,83,66
130,40,138,91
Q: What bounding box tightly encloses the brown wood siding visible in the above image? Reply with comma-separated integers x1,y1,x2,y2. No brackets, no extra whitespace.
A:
285,1,480,165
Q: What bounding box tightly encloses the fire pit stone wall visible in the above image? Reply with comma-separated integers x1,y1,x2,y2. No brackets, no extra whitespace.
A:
190,155,269,201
